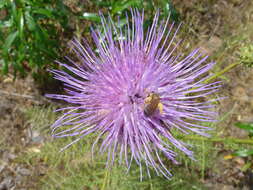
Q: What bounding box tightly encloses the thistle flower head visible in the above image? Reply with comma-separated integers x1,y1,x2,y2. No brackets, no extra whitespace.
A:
47,10,220,179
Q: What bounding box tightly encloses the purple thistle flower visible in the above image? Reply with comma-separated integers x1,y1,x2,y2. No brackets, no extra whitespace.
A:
47,10,220,179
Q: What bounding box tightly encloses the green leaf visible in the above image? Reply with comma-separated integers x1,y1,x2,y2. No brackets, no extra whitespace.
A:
116,18,127,28
241,162,252,172
81,12,100,22
239,44,253,68
10,1,17,18
3,30,18,54
0,20,12,28
232,149,253,157
0,30,3,43
18,9,24,39
25,11,36,31
112,0,139,15
93,1,112,7
235,122,253,135
0,0,7,8
156,0,180,22
1,59,8,74
33,8,54,18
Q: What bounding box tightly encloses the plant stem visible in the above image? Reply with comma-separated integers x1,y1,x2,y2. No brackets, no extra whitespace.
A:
203,62,240,83
178,135,253,145
101,169,109,190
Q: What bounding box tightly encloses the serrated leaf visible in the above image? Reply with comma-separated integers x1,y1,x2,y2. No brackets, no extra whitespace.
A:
81,12,100,22
235,122,253,135
3,30,18,54
232,149,253,157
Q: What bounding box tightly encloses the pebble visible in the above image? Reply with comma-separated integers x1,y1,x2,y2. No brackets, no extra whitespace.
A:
27,129,44,144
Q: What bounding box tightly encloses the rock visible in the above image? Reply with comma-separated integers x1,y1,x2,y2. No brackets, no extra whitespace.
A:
27,129,44,144
0,176,14,190
17,167,31,176
233,86,249,102
199,36,223,55
14,175,23,185
0,165,5,173
2,152,16,162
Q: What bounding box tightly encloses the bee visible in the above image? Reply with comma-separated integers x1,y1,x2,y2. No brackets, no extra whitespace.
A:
144,92,163,117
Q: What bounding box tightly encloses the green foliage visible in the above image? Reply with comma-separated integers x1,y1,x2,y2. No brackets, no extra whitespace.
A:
19,105,252,189
239,44,253,68
232,149,253,157
0,0,71,76
19,106,215,190
22,137,207,190
230,122,253,173
78,0,180,66
0,0,180,78
80,0,180,26
232,122,253,157
235,122,253,137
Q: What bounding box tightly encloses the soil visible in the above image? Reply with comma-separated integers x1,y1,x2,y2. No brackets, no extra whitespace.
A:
0,0,253,189
0,75,44,190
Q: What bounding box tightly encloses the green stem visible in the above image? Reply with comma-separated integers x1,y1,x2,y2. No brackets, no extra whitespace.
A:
203,62,240,83
101,168,109,190
178,135,253,145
